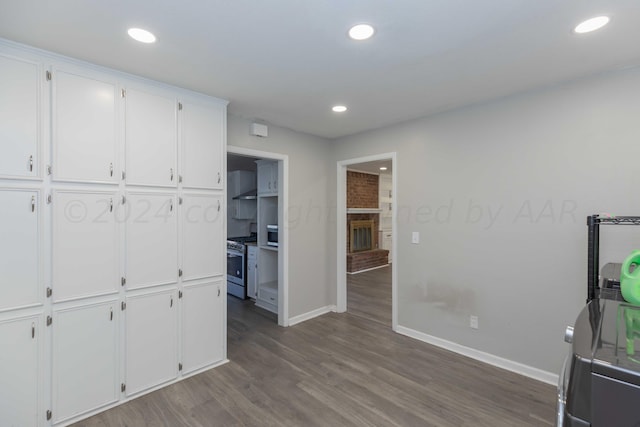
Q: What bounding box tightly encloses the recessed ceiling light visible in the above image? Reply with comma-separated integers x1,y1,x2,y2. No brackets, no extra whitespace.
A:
348,24,375,41
379,166,387,171
128,28,156,43
332,105,347,113
573,16,610,34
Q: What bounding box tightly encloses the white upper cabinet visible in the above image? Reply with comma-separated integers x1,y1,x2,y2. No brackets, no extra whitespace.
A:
125,290,178,396
181,280,224,373
125,87,177,187
0,189,40,311
52,66,118,183
52,190,119,301
256,160,278,195
180,100,224,190
0,315,41,427
125,192,178,290
0,53,40,179
52,301,119,424
182,193,224,280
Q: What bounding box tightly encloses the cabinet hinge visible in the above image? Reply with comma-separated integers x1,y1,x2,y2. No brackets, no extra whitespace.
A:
121,277,126,287
45,71,51,81
121,301,126,311
46,316,52,326
46,287,52,298
122,195,126,204
178,269,183,277
47,165,52,175
46,410,52,421
121,383,126,392
178,290,183,299
122,171,126,180
179,197,183,205
178,102,183,111
178,363,183,371
178,175,183,184
47,194,52,204
121,89,126,98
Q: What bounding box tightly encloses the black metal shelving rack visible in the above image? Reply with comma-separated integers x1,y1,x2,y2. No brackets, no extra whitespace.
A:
587,215,640,303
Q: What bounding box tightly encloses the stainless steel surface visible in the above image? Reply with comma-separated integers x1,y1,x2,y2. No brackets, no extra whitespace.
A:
232,189,257,200
564,326,574,343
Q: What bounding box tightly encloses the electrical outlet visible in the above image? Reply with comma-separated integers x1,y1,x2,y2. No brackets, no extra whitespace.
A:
470,315,479,329
412,231,420,244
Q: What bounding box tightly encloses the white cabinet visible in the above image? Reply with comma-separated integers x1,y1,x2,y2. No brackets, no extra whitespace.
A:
125,87,177,187
0,53,40,179
231,199,256,220
125,290,178,396
52,66,117,183
0,189,40,311
52,190,119,302
125,192,178,290
52,301,119,423
181,280,224,374
246,245,258,299
256,160,277,195
181,100,224,190
0,314,41,427
381,230,393,263
182,193,223,280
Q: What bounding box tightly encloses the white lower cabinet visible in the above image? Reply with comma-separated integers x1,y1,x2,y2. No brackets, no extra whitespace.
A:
125,290,178,396
247,246,258,299
181,280,224,374
52,301,118,424
0,314,41,427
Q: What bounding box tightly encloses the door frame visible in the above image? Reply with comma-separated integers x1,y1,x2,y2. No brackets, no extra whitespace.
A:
337,152,398,331
227,145,289,327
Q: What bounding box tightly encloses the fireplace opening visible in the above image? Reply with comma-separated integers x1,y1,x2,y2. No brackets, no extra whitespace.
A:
350,219,374,253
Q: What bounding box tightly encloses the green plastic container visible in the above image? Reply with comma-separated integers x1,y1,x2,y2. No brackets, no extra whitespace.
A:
621,250,640,306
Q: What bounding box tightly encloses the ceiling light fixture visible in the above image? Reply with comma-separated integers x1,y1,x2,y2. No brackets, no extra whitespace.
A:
332,105,347,113
379,166,388,171
348,24,375,41
573,16,610,34
128,28,156,43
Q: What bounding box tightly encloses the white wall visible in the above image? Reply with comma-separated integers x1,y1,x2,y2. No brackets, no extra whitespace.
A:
227,115,336,318
332,66,640,373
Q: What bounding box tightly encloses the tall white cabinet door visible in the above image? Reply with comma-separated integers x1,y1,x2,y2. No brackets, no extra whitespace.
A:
53,67,117,183
52,302,119,423
0,315,40,427
182,194,223,280
182,280,224,373
52,190,119,301
0,53,40,179
0,189,40,311
125,88,177,187
125,192,178,290
181,100,224,189
125,290,178,396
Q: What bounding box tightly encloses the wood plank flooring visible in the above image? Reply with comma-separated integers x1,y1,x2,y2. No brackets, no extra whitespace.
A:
75,279,556,426
347,265,392,326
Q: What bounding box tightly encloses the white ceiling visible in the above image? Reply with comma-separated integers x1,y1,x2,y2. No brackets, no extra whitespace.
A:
1,1,639,139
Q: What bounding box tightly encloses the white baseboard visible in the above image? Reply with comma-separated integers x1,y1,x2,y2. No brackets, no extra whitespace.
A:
288,305,337,326
395,325,558,386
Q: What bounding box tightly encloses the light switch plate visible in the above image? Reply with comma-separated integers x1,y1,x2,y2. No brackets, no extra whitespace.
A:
412,231,420,244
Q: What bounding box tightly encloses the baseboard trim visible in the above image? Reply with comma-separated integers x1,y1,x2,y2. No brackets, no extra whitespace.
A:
288,305,337,326
395,325,558,386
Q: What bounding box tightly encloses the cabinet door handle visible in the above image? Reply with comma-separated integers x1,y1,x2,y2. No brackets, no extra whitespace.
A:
170,296,173,307
29,155,33,172
170,199,173,212
170,168,174,182
31,196,35,213
217,172,221,184
31,323,35,339
110,198,113,212
110,163,114,177
217,200,221,212
110,308,113,321
268,182,271,190
218,287,221,297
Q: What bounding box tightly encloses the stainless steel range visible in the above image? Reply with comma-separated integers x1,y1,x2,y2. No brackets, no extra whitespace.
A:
226,235,257,299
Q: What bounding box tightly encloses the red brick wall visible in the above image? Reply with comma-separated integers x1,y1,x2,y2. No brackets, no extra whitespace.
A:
347,171,378,209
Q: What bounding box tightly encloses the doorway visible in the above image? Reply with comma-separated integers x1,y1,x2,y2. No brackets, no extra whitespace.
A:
337,153,397,331
227,145,289,327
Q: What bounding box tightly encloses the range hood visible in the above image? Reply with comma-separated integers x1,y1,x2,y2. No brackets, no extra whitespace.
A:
232,189,257,200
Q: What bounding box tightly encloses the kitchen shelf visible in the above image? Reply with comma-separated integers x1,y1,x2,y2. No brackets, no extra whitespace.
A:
260,245,279,252
261,280,278,292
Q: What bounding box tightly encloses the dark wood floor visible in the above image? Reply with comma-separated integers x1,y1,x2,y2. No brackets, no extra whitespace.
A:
75,277,556,426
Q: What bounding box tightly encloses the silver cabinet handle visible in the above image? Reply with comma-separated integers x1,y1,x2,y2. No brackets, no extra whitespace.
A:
31,323,35,339
170,168,174,182
217,172,221,184
110,198,113,212
170,296,173,307
268,181,271,190
170,199,173,212
29,155,33,172
110,163,114,177
110,308,113,321
217,200,221,212
31,196,35,212
218,287,221,297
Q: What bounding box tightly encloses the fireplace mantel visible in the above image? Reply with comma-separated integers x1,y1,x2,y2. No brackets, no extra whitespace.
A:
347,208,381,214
